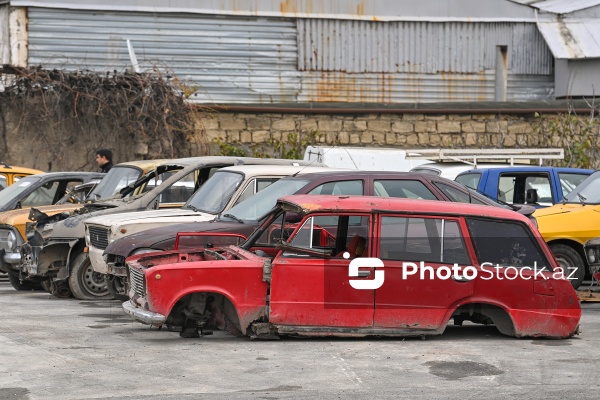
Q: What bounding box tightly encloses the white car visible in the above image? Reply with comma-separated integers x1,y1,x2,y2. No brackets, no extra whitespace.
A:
84,164,335,297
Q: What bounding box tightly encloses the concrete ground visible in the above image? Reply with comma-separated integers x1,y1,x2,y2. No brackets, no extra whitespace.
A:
1,275,599,400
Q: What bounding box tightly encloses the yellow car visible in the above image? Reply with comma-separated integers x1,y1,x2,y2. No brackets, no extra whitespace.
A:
0,162,44,190
534,170,600,289
0,159,170,290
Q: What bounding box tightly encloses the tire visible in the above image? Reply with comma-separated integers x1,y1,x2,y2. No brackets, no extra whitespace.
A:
7,271,42,291
106,275,129,301
68,253,113,300
550,243,585,289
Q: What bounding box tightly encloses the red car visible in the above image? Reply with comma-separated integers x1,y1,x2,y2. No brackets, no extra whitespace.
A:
123,195,581,339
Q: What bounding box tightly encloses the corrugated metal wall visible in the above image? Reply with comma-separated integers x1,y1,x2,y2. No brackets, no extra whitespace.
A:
27,8,299,103
298,20,552,75
26,7,554,104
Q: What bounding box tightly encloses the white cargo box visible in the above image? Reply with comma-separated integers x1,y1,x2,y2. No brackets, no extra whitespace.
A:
304,146,433,171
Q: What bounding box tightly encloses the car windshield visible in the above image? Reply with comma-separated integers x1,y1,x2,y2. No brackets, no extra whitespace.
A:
0,175,41,207
222,178,311,222
183,171,243,214
88,166,142,200
563,171,600,204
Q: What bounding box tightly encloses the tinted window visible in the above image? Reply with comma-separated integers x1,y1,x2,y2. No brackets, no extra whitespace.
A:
455,173,481,190
435,182,471,203
374,180,437,200
466,218,549,269
309,180,363,195
379,217,470,265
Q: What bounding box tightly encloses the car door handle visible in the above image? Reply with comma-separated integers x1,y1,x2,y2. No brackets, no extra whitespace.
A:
357,270,371,277
452,275,472,283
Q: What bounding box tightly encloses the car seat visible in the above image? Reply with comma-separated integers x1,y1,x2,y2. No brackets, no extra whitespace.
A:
338,234,367,258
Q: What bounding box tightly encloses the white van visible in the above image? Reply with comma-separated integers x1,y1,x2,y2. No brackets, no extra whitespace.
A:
303,146,433,171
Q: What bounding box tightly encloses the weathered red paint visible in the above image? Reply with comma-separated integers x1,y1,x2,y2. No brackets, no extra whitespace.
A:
125,195,581,339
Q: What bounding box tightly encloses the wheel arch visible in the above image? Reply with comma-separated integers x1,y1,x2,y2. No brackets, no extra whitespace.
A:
446,301,516,337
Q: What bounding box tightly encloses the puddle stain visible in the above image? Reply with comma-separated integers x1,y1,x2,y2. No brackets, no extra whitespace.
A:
424,361,503,380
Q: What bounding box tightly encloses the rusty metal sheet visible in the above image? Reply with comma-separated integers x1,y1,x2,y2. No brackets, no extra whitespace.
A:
537,19,600,59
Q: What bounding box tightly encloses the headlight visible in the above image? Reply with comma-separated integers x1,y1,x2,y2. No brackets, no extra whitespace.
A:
588,248,597,264
6,231,17,251
84,226,90,245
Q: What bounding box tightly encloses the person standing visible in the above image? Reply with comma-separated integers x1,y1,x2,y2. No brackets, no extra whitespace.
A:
95,149,114,173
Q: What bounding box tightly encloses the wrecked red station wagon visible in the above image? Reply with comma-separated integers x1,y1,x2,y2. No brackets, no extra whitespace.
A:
123,195,581,339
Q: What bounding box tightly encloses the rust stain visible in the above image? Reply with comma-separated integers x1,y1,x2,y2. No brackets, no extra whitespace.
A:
279,0,298,15
356,2,365,16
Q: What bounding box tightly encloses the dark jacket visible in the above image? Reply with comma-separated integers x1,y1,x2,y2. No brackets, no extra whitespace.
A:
100,162,113,173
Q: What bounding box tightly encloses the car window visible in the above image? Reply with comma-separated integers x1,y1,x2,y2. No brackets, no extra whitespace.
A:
233,178,279,206
498,174,552,205
282,214,370,258
455,173,481,190
159,171,196,204
434,182,471,203
374,180,437,200
466,218,550,270
558,173,588,199
0,174,6,190
21,181,61,207
379,216,470,265
308,180,363,195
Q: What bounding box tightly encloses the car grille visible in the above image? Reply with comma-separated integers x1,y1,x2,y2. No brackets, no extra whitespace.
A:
129,266,146,298
89,226,109,250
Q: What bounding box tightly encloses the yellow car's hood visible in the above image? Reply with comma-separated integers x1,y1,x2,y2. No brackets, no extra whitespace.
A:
0,204,82,238
535,203,600,246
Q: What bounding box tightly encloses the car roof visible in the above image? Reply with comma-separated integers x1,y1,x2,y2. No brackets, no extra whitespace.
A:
0,164,45,174
18,171,106,179
278,194,529,222
279,170,442,181
458,166,594,174
216,165,342,177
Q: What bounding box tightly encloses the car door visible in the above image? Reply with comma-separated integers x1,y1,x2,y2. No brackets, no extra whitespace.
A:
373,214,475,331
269,213,375,328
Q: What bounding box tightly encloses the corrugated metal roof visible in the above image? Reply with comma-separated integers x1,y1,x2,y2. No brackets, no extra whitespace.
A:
8,0,538,22
532,0,600,14
537,19,600,59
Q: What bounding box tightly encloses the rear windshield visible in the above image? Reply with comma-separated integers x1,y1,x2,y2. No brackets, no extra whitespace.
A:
563,171,600,204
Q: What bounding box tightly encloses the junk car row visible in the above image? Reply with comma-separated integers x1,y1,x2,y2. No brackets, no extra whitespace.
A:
1,146,597,340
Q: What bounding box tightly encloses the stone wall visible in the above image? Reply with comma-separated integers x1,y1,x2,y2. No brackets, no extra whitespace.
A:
201,112,542,151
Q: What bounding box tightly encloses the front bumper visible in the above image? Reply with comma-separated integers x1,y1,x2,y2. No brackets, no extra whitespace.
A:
89,246,108,274
122,301,166,326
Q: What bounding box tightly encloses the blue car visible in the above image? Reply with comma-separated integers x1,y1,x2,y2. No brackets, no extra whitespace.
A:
455,167,593,208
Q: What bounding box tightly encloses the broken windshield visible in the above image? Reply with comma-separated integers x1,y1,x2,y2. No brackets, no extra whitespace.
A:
88,166,142,200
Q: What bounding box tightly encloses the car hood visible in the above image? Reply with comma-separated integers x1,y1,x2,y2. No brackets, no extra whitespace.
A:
85,208,213,229
105,220,257,258
534,203,597,218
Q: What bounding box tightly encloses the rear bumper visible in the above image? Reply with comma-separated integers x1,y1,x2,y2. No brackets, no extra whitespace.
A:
122,301,166,326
